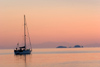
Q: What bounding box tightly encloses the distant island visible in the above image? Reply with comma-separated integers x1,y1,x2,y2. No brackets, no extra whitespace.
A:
74,45,83,48
56,46,67,48
56,45,83,48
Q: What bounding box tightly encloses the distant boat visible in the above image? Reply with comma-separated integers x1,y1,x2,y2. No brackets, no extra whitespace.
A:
14,15,32,55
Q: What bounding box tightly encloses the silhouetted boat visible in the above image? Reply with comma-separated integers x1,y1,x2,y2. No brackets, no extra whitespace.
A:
14,15,32,55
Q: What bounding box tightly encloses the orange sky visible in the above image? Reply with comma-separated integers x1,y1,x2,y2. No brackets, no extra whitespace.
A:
0,0,100,48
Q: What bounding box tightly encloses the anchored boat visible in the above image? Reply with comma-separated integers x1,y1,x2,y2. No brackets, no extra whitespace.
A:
14,15,32,55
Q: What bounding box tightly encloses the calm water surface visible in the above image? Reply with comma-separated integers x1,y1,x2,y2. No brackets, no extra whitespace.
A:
0,48,100,67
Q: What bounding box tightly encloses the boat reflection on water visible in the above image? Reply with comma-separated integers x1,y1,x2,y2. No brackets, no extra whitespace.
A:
14,54,32,67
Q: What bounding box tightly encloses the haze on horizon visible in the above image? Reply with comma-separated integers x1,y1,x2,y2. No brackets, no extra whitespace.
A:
0,0,100,49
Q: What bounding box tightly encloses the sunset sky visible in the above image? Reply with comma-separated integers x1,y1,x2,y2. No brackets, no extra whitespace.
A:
0,0,100,48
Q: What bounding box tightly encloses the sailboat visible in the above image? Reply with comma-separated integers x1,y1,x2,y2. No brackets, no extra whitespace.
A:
14,15,32,55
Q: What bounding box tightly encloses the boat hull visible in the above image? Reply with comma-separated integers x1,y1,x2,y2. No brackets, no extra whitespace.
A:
14,49,32,55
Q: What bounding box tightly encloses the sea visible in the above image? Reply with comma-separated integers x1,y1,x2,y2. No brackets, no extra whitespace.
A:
0,48,100,67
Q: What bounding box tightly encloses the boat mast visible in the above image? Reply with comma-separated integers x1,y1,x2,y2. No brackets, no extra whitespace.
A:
24,15,26,49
